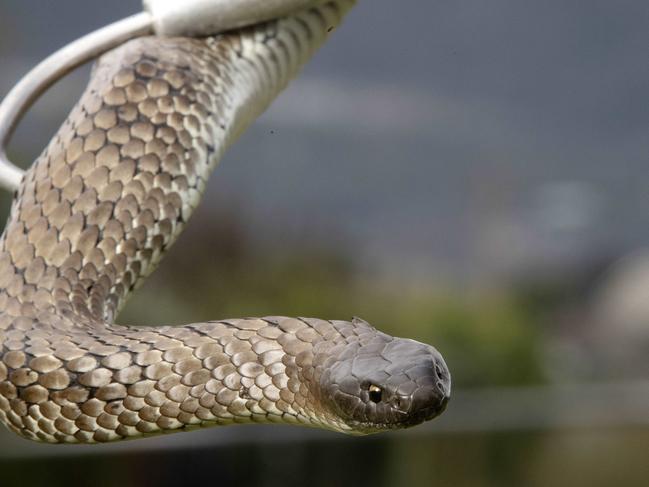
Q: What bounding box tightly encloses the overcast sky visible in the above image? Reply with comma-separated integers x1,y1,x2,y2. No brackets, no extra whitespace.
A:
1,1,649,283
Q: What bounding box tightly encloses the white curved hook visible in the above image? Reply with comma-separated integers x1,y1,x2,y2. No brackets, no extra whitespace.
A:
0,0,326,193
0,13,153,193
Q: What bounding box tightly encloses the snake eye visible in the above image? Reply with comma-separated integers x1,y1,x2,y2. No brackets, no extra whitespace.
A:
368,385,383,403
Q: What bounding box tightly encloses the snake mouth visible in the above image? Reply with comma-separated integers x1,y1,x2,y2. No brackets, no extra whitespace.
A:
399,393,450,427
390,392,450,429
344,398,450,434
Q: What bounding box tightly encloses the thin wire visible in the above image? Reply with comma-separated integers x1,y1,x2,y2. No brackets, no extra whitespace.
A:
0,12,153,193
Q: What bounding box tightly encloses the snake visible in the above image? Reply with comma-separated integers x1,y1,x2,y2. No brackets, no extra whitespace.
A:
0,0,451,444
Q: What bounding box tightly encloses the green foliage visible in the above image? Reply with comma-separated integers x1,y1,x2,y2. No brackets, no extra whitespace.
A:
413,295,544,387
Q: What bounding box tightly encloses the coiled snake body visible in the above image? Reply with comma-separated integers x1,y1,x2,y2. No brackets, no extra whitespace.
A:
0,0,450,444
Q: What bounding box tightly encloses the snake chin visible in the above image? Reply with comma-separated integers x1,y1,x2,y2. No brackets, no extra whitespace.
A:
317,327,451,434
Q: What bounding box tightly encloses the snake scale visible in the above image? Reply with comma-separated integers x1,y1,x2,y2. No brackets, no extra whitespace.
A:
0,0,450,444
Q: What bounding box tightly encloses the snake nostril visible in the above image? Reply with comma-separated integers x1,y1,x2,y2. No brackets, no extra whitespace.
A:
435,363,444,378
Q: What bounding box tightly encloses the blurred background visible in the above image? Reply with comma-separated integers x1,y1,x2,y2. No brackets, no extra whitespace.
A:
1,0,649,485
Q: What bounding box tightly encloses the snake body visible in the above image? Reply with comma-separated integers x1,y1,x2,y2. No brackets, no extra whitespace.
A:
0,0,450,444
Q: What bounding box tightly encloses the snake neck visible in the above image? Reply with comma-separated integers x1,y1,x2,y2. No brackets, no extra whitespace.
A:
0,314,372,442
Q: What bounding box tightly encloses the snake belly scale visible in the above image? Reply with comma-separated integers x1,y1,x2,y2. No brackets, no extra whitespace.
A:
0,0,450,444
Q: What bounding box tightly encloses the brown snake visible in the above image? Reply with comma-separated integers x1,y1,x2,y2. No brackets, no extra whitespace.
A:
0,0,451,444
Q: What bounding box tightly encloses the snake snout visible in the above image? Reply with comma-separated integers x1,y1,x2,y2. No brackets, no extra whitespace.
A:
391,353,451,425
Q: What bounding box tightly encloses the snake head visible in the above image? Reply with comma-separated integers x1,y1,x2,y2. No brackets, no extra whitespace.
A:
316,319,451,434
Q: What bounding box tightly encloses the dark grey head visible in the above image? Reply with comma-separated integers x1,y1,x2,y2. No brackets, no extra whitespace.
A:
317,323,451,434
